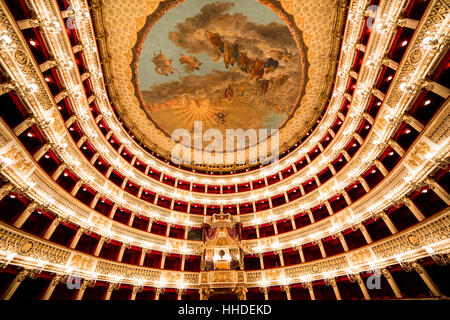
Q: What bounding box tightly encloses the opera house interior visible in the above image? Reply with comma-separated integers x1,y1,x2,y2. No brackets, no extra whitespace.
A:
0,0,449,302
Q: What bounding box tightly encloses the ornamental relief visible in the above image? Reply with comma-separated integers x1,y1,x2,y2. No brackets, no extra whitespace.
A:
0,144,34,177
426,109,450,145
407,234,421,247
163,272,182,284
208,271,237,284
200,272,208,283
18,240,34,255
103,181,122,199
372,213,450,260
49,109,66,136
263,269,282,281
246,272,262,283
95,261,162,281
0,228,70,265
404,138,434,171
319,179,337,198
89,213,112,232
170,212,188,224
346,248,376,267
414,217,450,245
167,239,184,250
183,273,199,284
67,253,97,273
257,237,276,250
330,213,348,228
13,48,29,66
0,125,12,149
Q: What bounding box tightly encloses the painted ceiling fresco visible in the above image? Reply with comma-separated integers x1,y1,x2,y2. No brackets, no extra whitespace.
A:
133,0,308,141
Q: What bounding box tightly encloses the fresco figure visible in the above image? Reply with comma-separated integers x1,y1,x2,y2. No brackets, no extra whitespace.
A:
272,74,290,89
206,31,224,56
264,57,279,73
179,53,202,71
223,42,239,69
270,49,292,62
258,80,270,95
237,52,251,72
151,50,179,76
224,86,234,100
248,60,265,80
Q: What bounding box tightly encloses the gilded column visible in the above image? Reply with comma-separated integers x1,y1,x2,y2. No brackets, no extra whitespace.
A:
41,274,62,300
1,269,29,300
104,282,119,300
426,178,450,205
304,282,315,300
381,268,402,298
326,278,342,300
412,262,443,297
13,202,38,228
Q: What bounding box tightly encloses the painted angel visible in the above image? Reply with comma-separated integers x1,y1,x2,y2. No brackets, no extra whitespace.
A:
151,50,179,76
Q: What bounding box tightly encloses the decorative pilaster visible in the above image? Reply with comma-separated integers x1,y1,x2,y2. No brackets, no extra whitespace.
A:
358,223,373,244
258,253,265,269
130,286,143,300
1,269,30,300
69,228,84,249
381,268,402,298
13,117,35,136
403,197,425,222
33,143,51,161
41,274,63,300
349,273,371,300
51,163,67,180
234,286,247,300
377,211,398,234
104,282,120,300
93,236,105,256
277,250,285,267
325,278,341,300
13,201,38,228
426,178,450,205
43,218,60,240
75,280,95,300
139,248,148,266
338,232,349,251
304,282,315,300
160,252,167,269
154,287,163,300
0,183,14,202
262,287,269,300
177,289,184,300
283,285,291,300
411,262,443,297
